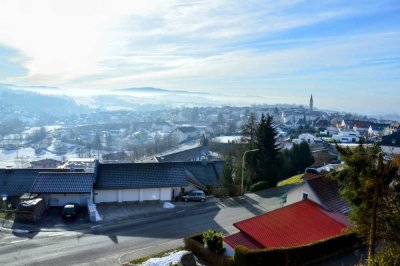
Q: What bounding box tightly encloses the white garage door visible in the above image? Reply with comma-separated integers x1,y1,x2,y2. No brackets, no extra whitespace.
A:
160,188,172,201
49,194,89,207
122,189,140,202
142,188,160,201
94,190,118,203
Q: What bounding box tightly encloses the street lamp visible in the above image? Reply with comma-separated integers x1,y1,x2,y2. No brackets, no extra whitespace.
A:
241,148,259,195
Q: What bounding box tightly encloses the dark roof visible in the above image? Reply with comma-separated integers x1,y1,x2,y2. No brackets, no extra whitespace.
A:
370,123,390,131
381,131,400,147
176,126,197,133
95,163,188,189
305,174,350,214
181,161,222,186
232,200,347,249
185,170,207,190
0,168,84,197
156,146,209,163
0,169,41,197
30,172,94,193
95,161,223,190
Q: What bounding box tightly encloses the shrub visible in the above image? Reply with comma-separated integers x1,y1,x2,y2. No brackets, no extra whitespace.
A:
250,181,269,192
203,230,224,253
184,233,234,266
371,245,400,266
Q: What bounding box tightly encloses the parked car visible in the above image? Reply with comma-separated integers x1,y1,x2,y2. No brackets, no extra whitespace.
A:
182,190,206,202
62,203,79,219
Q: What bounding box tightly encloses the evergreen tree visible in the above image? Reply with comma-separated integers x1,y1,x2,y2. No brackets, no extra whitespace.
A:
255,114,281,186
241,112,257,147
334,144,399,265
222,152,234,187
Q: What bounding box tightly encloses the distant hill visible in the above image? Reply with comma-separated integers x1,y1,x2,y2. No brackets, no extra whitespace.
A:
0,85,86,117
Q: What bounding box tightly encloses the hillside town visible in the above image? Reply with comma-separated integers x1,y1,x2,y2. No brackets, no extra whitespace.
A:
0,94,399,266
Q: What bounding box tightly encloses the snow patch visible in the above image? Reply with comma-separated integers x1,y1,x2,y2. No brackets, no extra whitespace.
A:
163,202,175,209
140,250,190,266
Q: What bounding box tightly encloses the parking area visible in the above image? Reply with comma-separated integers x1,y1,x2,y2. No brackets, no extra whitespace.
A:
96,198,217,223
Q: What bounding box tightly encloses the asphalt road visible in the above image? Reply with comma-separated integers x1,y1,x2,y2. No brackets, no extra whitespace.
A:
0,193,280,266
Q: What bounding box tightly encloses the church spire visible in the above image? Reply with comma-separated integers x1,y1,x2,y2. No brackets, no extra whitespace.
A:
310,94,314,112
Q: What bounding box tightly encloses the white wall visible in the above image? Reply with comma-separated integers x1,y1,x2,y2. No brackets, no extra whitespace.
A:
48,193,90,207
94,187,176,203
285,182,322,206
142,188,160,201
160,188,172,201
94,190,118,203
122,189,140,202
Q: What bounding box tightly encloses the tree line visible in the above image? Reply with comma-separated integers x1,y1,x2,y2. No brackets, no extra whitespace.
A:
218,112,314,190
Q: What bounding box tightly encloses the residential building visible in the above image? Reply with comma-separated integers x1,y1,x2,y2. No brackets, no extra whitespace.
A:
285,173,349,215
223,200,349,256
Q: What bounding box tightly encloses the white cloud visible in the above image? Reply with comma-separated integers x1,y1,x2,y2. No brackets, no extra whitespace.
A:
0,0,399,115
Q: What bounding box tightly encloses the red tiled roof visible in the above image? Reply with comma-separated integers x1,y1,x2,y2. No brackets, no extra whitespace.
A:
233,200,347,249
224,232,264,250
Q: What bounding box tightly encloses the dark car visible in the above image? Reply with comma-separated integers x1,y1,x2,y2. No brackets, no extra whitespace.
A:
62,203,79,219
182,190,206,202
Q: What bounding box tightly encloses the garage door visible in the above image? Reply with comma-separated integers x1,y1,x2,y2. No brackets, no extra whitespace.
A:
142,188,160,201
122,189,140,202
49,194,85,207
94,190,118,203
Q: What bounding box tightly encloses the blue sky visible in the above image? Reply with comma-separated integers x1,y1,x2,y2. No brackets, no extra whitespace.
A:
0,0,399,114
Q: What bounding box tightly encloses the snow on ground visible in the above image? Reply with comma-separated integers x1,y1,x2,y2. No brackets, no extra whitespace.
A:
0,147,80,168
212,135,242,143
140,250,191,266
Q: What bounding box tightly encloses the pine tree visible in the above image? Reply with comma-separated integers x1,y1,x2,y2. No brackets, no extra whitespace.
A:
241,112,257,147
255,114,281,186
335,144,399,265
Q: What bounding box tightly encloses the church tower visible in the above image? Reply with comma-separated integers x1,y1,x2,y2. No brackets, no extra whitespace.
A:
309,94,314,112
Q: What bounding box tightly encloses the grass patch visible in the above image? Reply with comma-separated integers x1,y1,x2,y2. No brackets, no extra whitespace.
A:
277,174,303,187
0,211,15,220
130,247,184,265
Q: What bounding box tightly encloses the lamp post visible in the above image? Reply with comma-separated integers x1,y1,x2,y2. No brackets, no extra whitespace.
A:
241,148,259,195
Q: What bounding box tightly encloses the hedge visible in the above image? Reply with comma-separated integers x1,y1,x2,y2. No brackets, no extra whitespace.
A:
250,181,269,192
234,233,361,266
184,233,234,266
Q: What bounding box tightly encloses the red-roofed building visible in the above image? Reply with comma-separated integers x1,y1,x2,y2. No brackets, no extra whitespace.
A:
223,200,348,256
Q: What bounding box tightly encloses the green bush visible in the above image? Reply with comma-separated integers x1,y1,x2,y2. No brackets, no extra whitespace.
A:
203,230,224,253
250,181,269,192
371,245,400,266
234,233,361,266
184,233,234,266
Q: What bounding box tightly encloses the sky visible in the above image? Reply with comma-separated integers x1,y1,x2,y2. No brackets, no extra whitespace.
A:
0,0,399,114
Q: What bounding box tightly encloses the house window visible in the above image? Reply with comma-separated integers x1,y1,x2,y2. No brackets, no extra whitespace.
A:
302,193,309,200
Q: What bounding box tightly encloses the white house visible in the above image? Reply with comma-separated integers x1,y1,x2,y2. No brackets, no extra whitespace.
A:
172,126,199,143
332,130,360,143
293,133,322,145
285,173,349,215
